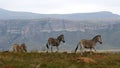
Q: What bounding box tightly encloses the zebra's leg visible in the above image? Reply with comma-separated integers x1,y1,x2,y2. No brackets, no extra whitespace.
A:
13,48,16,52
51,46,53,52
90,48,92,55
46,43,49,53
56,46,59,52
93,47,96,52
92,47,96,54
80,45,83,55
46,46,48,53
13,48,15,52
46,49,48,53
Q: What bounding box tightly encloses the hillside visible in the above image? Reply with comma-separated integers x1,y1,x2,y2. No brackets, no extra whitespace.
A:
0,8,120,20
0,19,120,51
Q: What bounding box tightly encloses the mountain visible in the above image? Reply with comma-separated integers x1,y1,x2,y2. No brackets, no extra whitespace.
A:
0,8,120,20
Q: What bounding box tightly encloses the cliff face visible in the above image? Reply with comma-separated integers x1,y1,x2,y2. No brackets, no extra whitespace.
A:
0,19,115,35
0,19,120,51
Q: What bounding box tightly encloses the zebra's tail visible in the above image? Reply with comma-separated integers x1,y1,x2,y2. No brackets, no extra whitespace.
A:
46,42,49,49
75,42,80,53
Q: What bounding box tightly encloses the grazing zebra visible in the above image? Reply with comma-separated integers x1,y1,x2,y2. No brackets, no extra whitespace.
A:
12,43,27,52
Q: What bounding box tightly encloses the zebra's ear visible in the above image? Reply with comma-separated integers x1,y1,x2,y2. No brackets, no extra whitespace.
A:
97,35,101,37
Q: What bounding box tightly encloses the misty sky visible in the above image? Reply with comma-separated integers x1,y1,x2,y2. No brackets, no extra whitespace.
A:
0,0,120,14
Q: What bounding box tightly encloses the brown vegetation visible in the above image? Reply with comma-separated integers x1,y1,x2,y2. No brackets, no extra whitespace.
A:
0,52,120,68
76,57,97,63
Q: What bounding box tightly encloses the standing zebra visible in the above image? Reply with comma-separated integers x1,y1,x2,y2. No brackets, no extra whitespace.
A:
46,34,65,52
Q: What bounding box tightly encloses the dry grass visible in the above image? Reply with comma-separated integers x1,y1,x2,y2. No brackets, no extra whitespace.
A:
0,52,120,68
76,57,97,63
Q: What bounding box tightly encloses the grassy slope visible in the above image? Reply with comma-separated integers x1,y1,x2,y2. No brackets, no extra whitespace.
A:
0,52,120,68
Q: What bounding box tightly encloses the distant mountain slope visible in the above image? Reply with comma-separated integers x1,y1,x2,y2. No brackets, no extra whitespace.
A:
0,8,120,20
0,19,120,51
